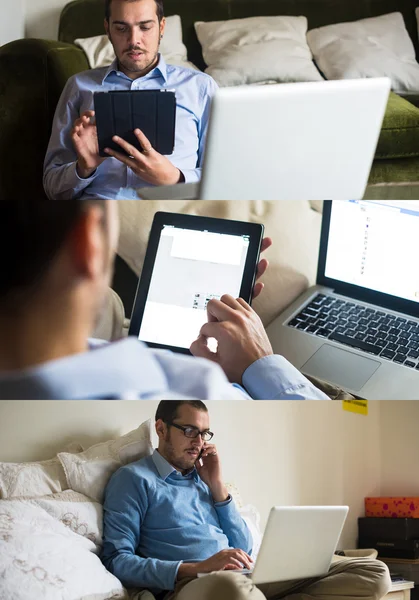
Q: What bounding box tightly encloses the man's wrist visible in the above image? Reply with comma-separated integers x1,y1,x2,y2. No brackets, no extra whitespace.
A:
177,562,199,580
76,160,96,179
210,482,229,503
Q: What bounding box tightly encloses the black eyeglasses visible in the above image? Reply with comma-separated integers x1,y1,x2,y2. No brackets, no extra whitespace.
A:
167,422,214,442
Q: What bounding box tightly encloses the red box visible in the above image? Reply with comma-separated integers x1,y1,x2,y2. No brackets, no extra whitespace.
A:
365,497,419,518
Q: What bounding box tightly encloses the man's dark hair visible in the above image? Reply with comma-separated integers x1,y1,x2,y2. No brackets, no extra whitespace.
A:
105,0,164,22
1,199,106,302
156,401,208,423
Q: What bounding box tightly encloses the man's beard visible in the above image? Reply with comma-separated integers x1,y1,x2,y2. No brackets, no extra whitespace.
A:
164,432,198,472
110,32,160,76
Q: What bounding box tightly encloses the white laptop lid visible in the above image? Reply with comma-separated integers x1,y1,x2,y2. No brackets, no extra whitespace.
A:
200,78,391,201
252,506,348,585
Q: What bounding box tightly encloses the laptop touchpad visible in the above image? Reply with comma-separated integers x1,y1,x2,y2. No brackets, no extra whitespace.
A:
302,344,380,392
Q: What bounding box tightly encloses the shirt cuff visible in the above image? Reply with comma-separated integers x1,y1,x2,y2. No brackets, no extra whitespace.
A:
74,164,98,182
242,355,330,400
214,494,232,507
179,168,201,184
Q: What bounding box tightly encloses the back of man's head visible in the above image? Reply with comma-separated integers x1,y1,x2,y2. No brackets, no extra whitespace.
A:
1,199,107,307
155,401,208,423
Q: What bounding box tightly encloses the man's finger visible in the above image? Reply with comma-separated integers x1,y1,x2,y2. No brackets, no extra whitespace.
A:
256,258,269,280
82,109,95,118
134,128,154,153
260,236,273,254
104,147,138,170
224,558,243,570
111,135,145,161
199,321,224,341
190,335,218,360
252,282,264,300
206,299,236,323
236,297,252,312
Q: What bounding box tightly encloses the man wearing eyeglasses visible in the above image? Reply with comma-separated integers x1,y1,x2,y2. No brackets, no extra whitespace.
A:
102,400,254,598
101,401,391,600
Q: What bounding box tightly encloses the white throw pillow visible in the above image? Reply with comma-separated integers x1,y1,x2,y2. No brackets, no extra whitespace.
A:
307,12,419,92
0,443,83,499
194,15,323,87
75,14,199,70
58,420,153,503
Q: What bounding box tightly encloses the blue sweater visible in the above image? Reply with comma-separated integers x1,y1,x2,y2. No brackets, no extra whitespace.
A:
101,450,252,592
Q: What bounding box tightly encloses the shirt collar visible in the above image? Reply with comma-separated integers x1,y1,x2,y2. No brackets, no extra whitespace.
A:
103,54,168,84
152,449,198,481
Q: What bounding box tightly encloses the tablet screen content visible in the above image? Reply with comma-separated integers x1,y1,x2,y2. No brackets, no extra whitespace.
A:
138,225,250,350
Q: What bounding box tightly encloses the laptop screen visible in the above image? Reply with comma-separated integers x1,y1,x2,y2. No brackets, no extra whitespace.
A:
320,200,419,309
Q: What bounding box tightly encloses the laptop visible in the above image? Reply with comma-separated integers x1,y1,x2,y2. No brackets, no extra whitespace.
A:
198,506,349,585
138,77,391,201
266,200,419,400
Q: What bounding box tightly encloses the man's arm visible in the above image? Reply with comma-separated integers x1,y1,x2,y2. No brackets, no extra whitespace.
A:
101,466,182,590
195,445,253,554
43,78,100,200
178,76,219,183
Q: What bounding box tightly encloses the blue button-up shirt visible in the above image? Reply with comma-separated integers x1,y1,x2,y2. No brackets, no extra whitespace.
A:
43,56,218,200
101,449,252,592
0,338,330,400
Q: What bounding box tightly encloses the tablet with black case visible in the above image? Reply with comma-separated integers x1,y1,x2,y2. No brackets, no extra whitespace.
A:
129,212,264,354
94,89,176,157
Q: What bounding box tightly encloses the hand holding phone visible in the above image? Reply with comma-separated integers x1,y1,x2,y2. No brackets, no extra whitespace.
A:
195,444,229,503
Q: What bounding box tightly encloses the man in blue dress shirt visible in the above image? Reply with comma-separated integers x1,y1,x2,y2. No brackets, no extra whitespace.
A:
0,199,330,399
43,0,218,200
101,401,391,600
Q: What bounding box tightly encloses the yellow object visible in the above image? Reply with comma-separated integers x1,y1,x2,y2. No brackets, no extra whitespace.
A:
343,400,368,416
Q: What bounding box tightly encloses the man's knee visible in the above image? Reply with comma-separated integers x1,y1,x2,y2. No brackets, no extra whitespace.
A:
176,572,265,600
369,560,392,600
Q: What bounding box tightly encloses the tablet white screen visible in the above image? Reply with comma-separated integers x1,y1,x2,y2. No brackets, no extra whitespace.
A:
138,225,250,349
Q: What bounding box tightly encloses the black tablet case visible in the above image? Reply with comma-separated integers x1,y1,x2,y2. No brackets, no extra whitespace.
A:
94,90,176,157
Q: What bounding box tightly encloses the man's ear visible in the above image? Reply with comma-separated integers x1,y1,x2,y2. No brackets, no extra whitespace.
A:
104,18,110,39
69,206,107,280
159,17,166,39
155,419,166,440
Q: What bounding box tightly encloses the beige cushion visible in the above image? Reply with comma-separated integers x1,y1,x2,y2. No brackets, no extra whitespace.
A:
117,200,322,327
0,442,83,499
307,12,419,93
75,15,199,70
58,420,153,503
194,15,323,86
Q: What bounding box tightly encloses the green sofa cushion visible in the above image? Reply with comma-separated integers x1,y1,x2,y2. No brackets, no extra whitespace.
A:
376,92,419,160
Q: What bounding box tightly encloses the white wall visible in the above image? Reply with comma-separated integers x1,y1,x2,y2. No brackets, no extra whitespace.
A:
379,401,419,496
0,400,382,547
0,0,24,45
25,0,68,40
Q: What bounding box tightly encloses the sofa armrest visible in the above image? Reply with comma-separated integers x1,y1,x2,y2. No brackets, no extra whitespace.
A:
0,39,88,200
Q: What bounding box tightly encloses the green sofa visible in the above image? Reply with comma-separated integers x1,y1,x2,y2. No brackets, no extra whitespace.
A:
0,0,418,200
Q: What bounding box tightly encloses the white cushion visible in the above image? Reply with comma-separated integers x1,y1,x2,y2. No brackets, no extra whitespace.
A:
194,15,323,87
75,14,199,70
58,420,153,503
0,443,83,499
0,494,126,600
307,12,419,93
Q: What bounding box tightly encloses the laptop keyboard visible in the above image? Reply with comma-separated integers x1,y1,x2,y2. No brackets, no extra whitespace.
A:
288,294,419,369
